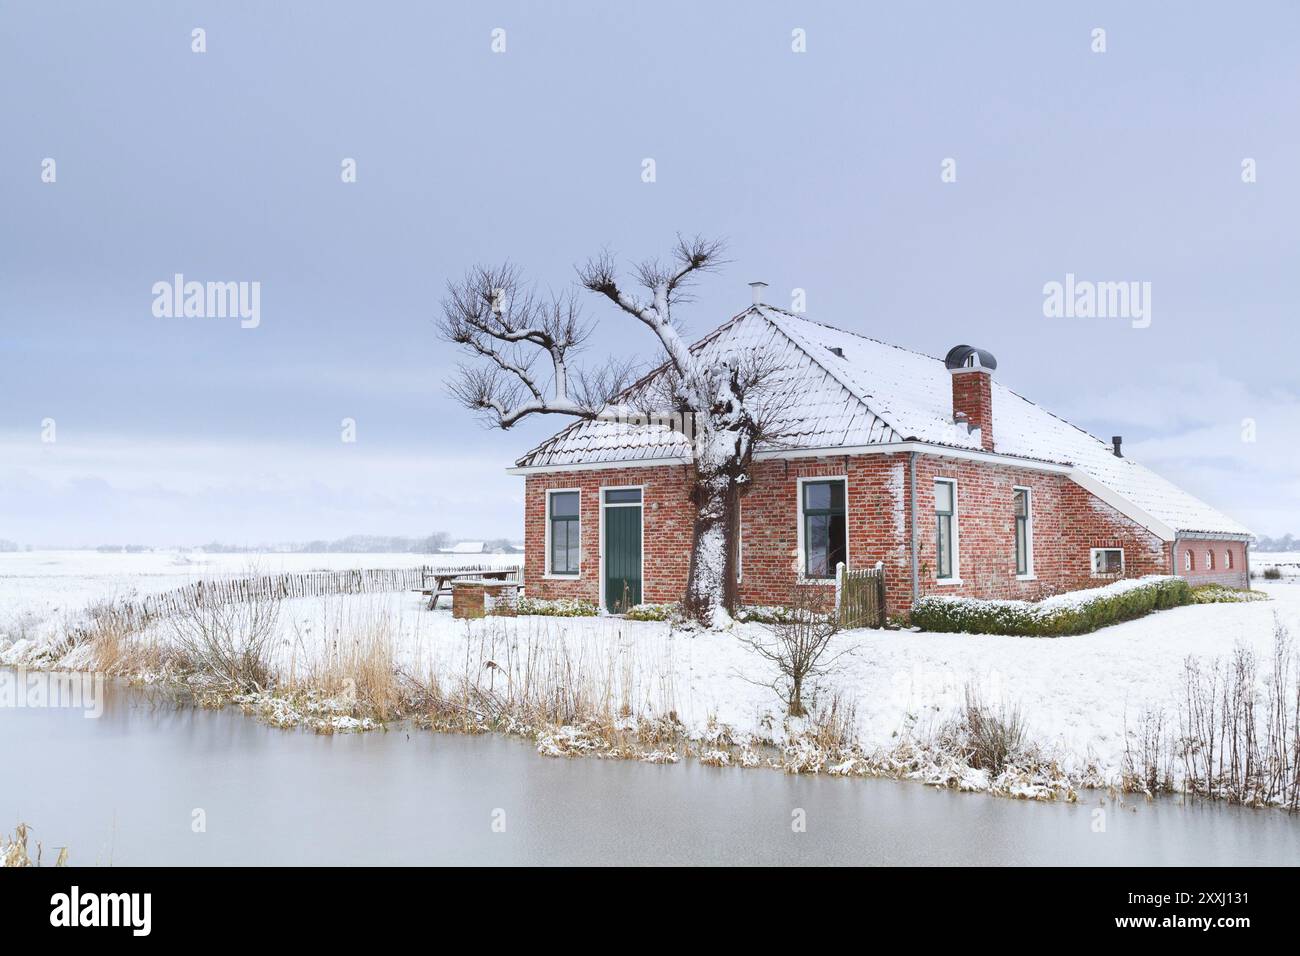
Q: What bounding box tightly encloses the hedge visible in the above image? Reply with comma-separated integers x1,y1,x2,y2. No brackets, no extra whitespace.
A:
910,576,1192,636
508,597,599,617
1189,584,1270,604
624,602,680,622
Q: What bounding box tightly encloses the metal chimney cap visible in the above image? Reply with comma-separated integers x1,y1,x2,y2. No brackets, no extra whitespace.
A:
944,344,998,371
748,281,768,305
1111,436,1123,457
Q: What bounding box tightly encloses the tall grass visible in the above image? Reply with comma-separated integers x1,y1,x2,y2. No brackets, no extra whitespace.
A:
399,617,683,754
1,823,68,867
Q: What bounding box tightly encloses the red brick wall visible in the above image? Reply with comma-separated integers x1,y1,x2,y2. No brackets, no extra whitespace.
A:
523,465,694,604
735,454,912,612
1174,538,1249,588
521,451,1228,617
910,456,1169,614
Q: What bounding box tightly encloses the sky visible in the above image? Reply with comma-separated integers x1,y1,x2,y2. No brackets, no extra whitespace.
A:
2,1,1298,546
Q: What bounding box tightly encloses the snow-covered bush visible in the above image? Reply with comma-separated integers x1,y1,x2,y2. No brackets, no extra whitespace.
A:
735,605,799,625
1190,584,1269,604
509,597,599,617
910,576,1191,636
623,602,680,622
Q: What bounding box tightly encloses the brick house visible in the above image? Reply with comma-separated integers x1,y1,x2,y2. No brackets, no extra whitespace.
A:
509,296,1251,618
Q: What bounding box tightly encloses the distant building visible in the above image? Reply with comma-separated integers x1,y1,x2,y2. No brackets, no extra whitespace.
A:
445,541,486,554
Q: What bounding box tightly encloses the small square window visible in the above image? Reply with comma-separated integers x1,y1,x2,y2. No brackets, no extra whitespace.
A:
1092,548,1123,576
603,488,641,504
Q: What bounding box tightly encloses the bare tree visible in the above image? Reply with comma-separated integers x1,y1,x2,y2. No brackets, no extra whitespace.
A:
439,236,782,623
740,590,849,716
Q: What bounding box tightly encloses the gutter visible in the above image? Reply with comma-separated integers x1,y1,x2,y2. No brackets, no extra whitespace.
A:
508,440,1072,476
909,450,919,605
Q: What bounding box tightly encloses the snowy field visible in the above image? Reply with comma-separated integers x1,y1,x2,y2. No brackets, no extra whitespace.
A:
2,549,1297,790
1254,552,1300,576
0,550,519,646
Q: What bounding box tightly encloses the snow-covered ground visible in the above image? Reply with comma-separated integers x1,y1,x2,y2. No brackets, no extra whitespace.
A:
0,549,519,646
3,550,1297,790
1254,551,1300,576
248,577,1293,780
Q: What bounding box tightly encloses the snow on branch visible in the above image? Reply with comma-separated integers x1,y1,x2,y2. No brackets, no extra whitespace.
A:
438,264,634,428
576,235,726,382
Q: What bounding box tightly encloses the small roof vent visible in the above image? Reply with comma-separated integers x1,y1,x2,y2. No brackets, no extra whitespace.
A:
827,346,845,358
944,344,998,371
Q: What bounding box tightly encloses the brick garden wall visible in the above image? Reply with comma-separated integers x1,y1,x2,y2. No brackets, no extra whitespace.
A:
522,452,1236,617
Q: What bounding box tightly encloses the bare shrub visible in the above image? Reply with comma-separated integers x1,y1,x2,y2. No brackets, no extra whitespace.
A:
1123,707,1172,795
1178,620,1300,808
166,588,280,693
740,589,849,717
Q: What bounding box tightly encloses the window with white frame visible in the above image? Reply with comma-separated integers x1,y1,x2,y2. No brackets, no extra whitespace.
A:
1091,547,1124,576
546,490,580,576
1206,550,1215,571
1225,549,1234,570
1013,487,1032,577
800,478,846,578
1184,550,1194,572
935,479,957,580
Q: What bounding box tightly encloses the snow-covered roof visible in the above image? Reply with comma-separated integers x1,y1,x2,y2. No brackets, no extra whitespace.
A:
445,541,485,554
514,307,1249,538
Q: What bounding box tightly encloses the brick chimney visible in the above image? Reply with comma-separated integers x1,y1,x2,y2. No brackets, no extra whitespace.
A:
945,345,997,452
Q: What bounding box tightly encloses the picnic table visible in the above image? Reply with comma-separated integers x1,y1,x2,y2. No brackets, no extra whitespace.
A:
418,568,519,609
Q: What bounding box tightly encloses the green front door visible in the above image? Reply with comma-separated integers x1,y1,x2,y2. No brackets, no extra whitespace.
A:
604,500,642,613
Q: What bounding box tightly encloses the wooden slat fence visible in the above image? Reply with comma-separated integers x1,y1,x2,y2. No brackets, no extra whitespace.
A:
114,564,519,629
835,561,886,629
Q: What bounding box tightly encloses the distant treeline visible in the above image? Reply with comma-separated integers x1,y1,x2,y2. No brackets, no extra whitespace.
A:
0,539,24,552
86,533,520,554
1254,535,1300,553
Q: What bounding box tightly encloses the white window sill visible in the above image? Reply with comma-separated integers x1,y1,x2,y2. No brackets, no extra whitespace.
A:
1016,574,1037,582
935,577,963,586
543,573,580,581
796,575,837,586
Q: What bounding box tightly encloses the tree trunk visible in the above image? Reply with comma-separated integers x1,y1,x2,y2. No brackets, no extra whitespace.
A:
789,676,805,717
683,465,732,626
